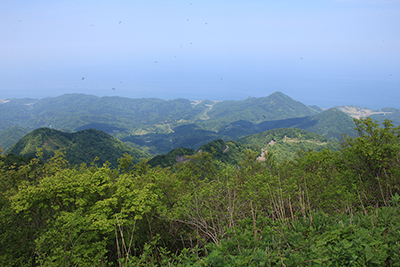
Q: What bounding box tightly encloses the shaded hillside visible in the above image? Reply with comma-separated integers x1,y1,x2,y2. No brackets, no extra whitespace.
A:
0,126,29,153
124,108,355,155
121,124,231,155
219,108,356,141
148,147,195,168
148,139,249,168
6,128,149,168
295,108,356,141
219,117,309,139
239,128,340,162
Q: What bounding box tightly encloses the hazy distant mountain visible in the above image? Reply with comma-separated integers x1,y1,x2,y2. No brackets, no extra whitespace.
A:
370,112,400,126
335,105,400,128
369,108,400,126
0,94,206,133
0,98,39,131
0,91,317,134
0,126,29,153
378,107,400,113
336,105,395,119
6,128,149,168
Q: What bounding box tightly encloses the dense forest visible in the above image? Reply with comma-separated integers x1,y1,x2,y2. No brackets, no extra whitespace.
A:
1,118,400,266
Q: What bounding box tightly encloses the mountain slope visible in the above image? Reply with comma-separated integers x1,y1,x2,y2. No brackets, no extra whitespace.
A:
6,128,149,168
296,108,356,141
0,126,29,153
198,139,249,165
148,139,249,168
219,107,356,141
148,147,196,168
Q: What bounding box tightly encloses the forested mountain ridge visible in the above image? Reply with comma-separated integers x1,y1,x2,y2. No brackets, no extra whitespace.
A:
0,92,317,134
0,91,320,154
5,127,149,168
1,92,392,156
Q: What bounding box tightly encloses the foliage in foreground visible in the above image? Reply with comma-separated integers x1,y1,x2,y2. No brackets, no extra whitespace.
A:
0,118,399,266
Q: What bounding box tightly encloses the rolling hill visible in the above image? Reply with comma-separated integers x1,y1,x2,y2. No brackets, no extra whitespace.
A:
6,128,149,168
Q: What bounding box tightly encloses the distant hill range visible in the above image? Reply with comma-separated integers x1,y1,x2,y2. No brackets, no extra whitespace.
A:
0,91,316,133
0,126,29,152
1,91,397,156
6,128,149,168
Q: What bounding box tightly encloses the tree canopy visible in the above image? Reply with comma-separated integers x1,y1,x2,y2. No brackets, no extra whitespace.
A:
1,118,399,266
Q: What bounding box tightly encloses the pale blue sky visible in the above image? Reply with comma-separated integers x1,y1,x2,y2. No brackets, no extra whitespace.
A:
1,0,399,109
